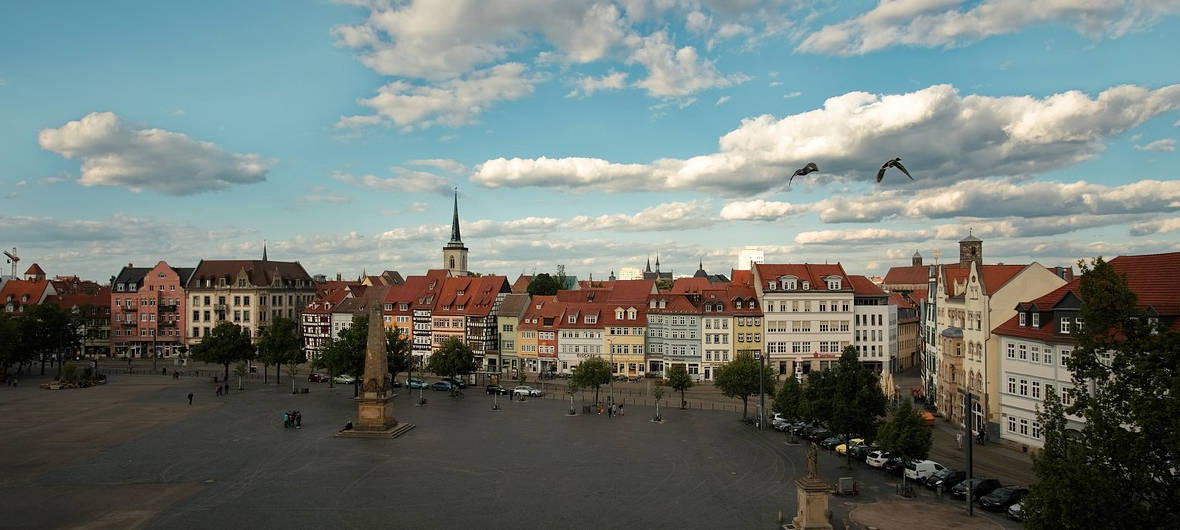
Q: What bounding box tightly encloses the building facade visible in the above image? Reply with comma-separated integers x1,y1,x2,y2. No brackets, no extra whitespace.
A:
186,258,315,345
111,261,192,358
754,263,855,380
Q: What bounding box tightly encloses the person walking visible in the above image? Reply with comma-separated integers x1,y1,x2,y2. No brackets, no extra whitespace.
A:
956,433,962,450
187,392,193,405
295,411,302,429
215,385,222,397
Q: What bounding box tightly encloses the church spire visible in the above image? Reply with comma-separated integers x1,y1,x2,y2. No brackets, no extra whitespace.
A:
449,187,462,244
262,240,268,261
645,257,652,273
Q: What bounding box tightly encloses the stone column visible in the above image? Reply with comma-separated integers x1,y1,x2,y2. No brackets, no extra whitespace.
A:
354,308,396,432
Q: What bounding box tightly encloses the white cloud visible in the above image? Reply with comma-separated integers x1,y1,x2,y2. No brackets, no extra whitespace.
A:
38,112,270,195
783,91,801,98
301,185,351,204
338,63,543,130
15,180,28,187
409,201,430,213
799,0,1180,56
720,199,811,221
1135,138,1176,151
625,30,749,98
473,83,1180,195
408,158,467,174
567,70,629,98
331,168,452,195
570,201,714,231
1130,217,1180,235
715,96,730,106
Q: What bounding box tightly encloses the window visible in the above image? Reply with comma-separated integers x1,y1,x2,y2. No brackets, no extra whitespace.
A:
1019,312,1026,326
768,281,777,290
1032,420,1042,439
1044,350,1053,365
1031,346,1040,363
1019,418,1029,436
1007,377,1016,394
1008,416,1017,433
1019,378,1028,396
1018,344,1027,361
1031,381,1041,399
1032,313,1040,327
1007,342,1015,359
826,278,841,290
1062,387,1073,406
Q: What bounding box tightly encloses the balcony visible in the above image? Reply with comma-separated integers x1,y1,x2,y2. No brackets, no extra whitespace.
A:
122,320,137,326
123,305,138,312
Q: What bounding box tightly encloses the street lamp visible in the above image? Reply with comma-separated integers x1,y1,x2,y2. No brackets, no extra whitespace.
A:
606,337,614,408
754,351,765,430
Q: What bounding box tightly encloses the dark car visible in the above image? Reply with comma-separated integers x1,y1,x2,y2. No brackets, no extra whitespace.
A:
978,486,1028,511
820,433,856,450
430,381,454,392
850,444,877,461
925,469,967,490
485,384,509,395
440,377,467,389
807,430,831,443
883,456,908,475
307,373,330,383
951,478,1002,501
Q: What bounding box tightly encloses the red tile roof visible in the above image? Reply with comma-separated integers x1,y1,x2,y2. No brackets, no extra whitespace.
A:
605,279,657,302
848,275,887,296
189,259,312,288
646,293,700,315
994,311,1078,344
24,263,46,276
888,291,915,310
511,275,532,294
882,265,928,287
670,277,712,294
730,269,753,286
57,286,111,311
1,279,52,310
754,263,852,291
979,264,1028,295
303,288,352,314
1109,252,1180,316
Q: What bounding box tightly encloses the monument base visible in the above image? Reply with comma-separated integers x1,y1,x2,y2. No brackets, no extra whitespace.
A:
335,422,415,439
335,392,412,439
792,478,833,530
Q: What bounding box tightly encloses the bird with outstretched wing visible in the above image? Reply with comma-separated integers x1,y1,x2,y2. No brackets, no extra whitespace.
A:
877,157,913,182
789,162,819,188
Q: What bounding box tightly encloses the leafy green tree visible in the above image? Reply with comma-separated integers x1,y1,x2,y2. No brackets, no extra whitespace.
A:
655,278,674,291
829,346,888,466
386,326,411,384
1023,257,1180,529
313,315,368,393
20,304,76,375
571,356,611,404
0,312,31,377
526,273,559,296
773,375,803,421
800,368,836,425
714,352,776,420
666,364,693,409
877,397,932,490
427,337,475,394
189,322,255,382
258,317,301,385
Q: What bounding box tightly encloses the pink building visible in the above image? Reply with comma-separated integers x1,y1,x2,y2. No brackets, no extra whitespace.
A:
110,261,194,358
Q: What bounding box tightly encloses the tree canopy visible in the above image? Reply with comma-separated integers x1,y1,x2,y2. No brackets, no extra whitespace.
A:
714,352,775,419
666,364,693,409
1023,257,1180,529
386,326,411,382
877,397,932,463
258,316,301,384
189,322,255,381
829,346,887,444
526,273,560,296
571,356,610,404
426,337,476,389
773,375,803,421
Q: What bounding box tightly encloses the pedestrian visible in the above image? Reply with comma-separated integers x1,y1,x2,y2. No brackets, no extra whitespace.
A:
618,403,624,416
608,404,614,418
956,433,962,450
215,385,222,397
295,411,302,429
187,392,193,405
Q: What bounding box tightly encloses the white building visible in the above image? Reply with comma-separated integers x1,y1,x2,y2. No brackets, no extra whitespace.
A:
736,247,765,271
617,267,643,281
754,263,855,379
849,275,898,373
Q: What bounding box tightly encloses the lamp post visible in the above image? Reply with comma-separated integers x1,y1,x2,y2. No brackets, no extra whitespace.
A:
607,337,615,407
755,351,765,430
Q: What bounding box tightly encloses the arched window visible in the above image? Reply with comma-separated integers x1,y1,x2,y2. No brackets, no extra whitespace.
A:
449,256,455,269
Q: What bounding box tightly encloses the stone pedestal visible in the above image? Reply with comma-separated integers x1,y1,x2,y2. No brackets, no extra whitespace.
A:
792,478,833,530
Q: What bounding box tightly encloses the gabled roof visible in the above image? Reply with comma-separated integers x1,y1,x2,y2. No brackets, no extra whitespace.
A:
57,286,111,312
599,302,647,326
497,293,531,319
383,276,427,312
188,259,312,288
1109,252,1180,316
670,277,713,294
556,289,610,302
882,265,929,287
606,279,657,301
303,288,352,314
730,269,753,286
979,264,1028,295
754,263,853,291
888,291,915,310
994,310,1077,344
25,263,46,276
849,275,887,296
511,274,532,294
113,266,152,286
434,276,508,317
557,302,604,329
0,279,52,307
646,293,701,315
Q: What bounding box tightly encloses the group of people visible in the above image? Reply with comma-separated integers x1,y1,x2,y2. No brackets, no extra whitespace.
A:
597,400,624,417
283,410,302,429
214,384,229,397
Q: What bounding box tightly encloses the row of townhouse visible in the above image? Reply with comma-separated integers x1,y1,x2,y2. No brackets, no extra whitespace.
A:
995,252,1180,452
109,254,318,357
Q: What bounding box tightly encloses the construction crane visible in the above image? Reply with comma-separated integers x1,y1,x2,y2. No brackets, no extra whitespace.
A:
3,248,18,277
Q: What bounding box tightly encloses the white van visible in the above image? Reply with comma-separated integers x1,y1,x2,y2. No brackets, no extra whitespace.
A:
904,460,945,481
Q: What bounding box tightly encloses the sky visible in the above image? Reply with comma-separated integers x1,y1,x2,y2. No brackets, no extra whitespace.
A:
2,0,1179,283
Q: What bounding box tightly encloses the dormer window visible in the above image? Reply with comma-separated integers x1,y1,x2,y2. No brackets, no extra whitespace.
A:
457,290,465,295
585,315,597,324
628,308,637,320
616,308,624,319
649,299,656,308
568,315,576,323
658,300,666,309
802,281,810,290
1019,313,1026,326
734,300,742,309
1060,318,1070,334
779,276,798,290
768,281,777,290
1031,313,1040,327
825,277,841,290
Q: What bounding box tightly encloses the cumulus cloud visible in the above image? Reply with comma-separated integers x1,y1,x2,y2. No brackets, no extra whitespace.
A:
338,63,543,130
1129,217,1180,235
570,201,714,231
1134,138,1176,151
331,168,452,195
625,30,749,98
798,0,1180,56
567,71,629,98
720,199,812,221
473,83,1180,195
716,96,730,105
301,185,351,204
38,112,271,195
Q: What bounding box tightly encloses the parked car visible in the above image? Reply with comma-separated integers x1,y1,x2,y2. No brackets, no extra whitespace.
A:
835,438,865,455
406,377,427,389
513,385,542,397
865,450,893,468
440,377,467,389
307,373,330,383
883,456,908,475
978,486,1029,511
807,430,831,444
925,469,967,490
950,478,1002,501
430,381,454,392
333,374,356,384
850,444,877,461
904,460,946,481
485,384,509,395
1007,502,1023,521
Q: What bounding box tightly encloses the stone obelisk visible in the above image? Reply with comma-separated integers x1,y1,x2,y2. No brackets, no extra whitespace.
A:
337,307,413,438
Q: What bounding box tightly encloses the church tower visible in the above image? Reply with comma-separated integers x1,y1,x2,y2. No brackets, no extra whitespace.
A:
443,189,469,276
959,230,982,268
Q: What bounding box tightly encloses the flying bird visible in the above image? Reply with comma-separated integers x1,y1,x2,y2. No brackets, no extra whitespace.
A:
788,162,819,188
877,157,913,182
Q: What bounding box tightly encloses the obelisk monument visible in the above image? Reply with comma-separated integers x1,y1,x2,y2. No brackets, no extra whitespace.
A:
337,307,413,438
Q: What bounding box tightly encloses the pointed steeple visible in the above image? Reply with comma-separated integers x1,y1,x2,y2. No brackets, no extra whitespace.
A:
262,241,268,261
449,187,463,244
645,257,652,273
655,253,660,272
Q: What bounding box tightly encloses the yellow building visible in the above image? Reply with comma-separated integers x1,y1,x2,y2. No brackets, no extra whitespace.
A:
604,303,646,377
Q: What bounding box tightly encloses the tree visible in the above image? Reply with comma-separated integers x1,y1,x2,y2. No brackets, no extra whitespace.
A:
1022,257,1180,529
427,337,475,394
571,356,611,405
800,368,836,425
0,312,31,377
828,346,887,467
714,352,776,420
20,304,75,376
652,385,665,421
386,326,411,385
655,277,674,291
233,361,248,390
666,364,693,409
313,315,368,394
526,273,559,296
189,322,255,382
773,375,803,421
876,397,932,491
258,317,301,385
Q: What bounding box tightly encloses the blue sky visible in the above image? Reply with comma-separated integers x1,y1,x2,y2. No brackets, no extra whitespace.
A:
3,0,1179,282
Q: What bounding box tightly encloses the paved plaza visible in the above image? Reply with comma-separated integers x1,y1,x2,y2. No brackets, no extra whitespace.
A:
0,372,1018,529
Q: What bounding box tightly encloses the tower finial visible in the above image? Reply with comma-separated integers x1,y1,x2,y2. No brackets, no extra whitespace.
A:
262,240,268,261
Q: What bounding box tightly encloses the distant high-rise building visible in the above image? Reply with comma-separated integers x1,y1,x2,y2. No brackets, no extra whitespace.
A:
617,267,642,280
736,247,764,271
